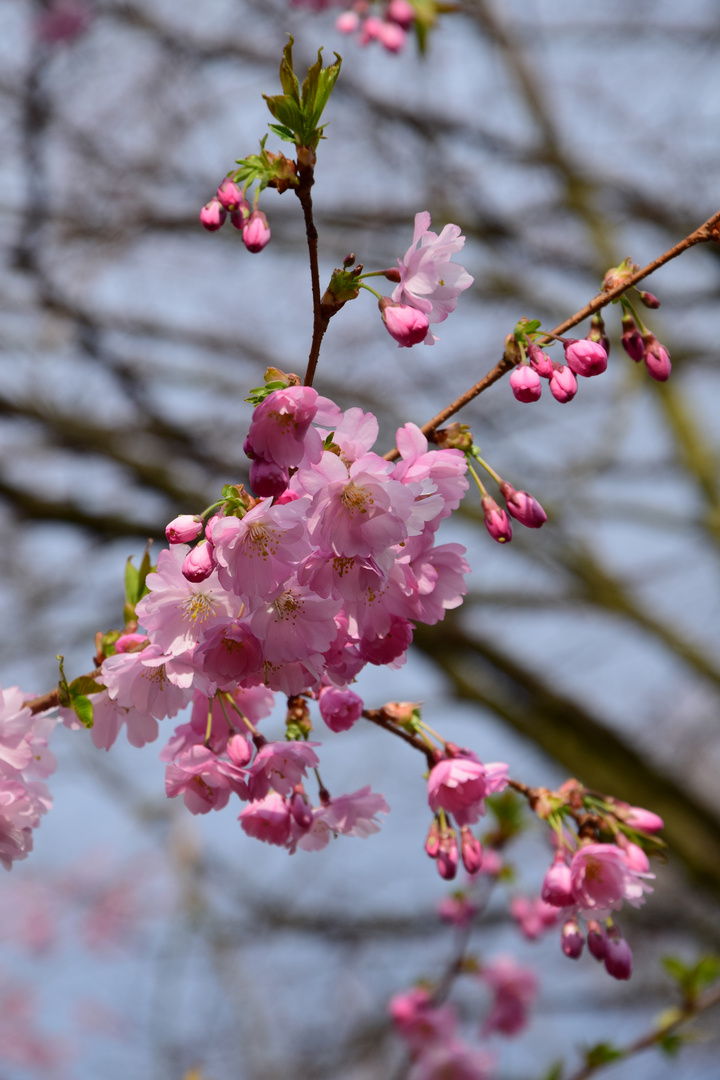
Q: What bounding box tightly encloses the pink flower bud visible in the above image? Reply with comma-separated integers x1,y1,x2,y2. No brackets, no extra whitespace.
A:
527,343,554,378
217,178,244,210
199,198,226,231
335,11,360,34
561,918,584,959
624,806,663,833
588,313,611,356
242,210,271,253
564,338,608,378
181,541,216,582
642,334,671,382
291,789,314,830
620,839,650,873
621,314,645,361
604,928,632,980
509,365,542,402
549,364,578,403
377,20,407,53
359,15,383,43
319,686,364,733
437,830,459,881
481,496,512,544
499,482,547,529
114,632,149,653
460,826,483,875
388,0,416,28
231,204,250,229
249,457,289,498
379,298,429,347
227,733,252,767
542,855,575,907
425,820,441,859
165,514,203,544
586,920,607,961
638,290,660,309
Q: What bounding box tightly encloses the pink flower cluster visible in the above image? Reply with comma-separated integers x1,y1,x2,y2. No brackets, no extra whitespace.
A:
61,389,470,855
200,178,270,253
382,212,474,347
335,1,416,54
390,987,496,1080
425,751,509,880
0,686,56,870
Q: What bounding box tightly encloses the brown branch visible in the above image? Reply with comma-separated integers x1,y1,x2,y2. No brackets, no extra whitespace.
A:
296,153,331,388
383,207,720,461
566,981,720,1080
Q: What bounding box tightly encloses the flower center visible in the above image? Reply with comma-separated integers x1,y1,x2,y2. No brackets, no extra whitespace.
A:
182,591,217,624
340,481,372,515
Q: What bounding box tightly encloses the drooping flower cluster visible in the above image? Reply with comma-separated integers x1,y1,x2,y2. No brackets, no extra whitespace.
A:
0,686,57,870
60,386,470,856
200,177,271,253
335,0,416,54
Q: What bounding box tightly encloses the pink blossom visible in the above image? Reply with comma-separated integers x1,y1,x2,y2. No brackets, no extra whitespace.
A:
320,785,389,837
87,689,158,751
358,616,414,666
379,299,430,347
165,744,248,813
336,11,360,33
35,0,92,45
510,896,559,940
541,854,574,907
438,894,478,928
569,842,653,914
199,198,226,231
247,386,322,467
480,955,538,1037
376,19,407,53
388,0,416,29
165,514,203,544
549,364,578,403
564,338,608,377
389,987,458,1052
101,645,193,721
212,496,311,598
318,685,364,732
249,457,290,498
408,1041,495,1080
428,755,508,827
393,424,469,523
481,496,512,544
499,483,547,529
193,619,264,690
509,365,542,402
250,582,341,664
242,209,271,253
392,211,474,333
239,792,292,846
248,741,320,799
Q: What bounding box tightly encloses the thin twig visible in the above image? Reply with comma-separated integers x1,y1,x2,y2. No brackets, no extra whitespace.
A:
296,155,330,387
383,208,720,461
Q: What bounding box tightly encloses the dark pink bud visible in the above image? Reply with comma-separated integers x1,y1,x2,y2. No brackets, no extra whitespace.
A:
481,496,512,544
460,826,484,875
624,806,663,833
621,314,645,361
437,830,459,881
561,918,584,959
199,198,226,232
620,840,650,873
642,334,671,382
638,290,660,309
527,343,554,378
564,338,608,378
203,512,222,543
379,298,429,347
242,210,271,253
549,364,578,403
249,457,289,498
588,313,610,357
425,820,441,859
499,482,547,529
509,365,542,402
227,733,253,767
604,928,632,980
387,0,416,28
336,11,360,33
291,790,314,831
542,855,574,907
165,514,203,544
231,204,251,230
586,920,607,961
181,540,216,582
216,178,244,210
377,20,407,53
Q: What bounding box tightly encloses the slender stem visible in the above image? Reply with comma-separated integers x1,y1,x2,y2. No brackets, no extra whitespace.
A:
565,981,720,1080
473,454,503,486
295,156,329,388
383,208,720,461
467,462,488,498
358,281,384,301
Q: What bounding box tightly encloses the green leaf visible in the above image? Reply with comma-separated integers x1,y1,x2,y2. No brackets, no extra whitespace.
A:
268,123,297,143
278,37,300,102
56,654,71,709
124,558,139,608
69,675,102,697
540,1062,564,1080
72,694,94,729
659,1034,683,1057
584,1043,623,1068
692,955,720,992
245,381,287,406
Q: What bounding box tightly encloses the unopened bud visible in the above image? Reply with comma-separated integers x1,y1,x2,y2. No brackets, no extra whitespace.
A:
165,515,203,544
481,496,512,544
182,540,216,583
527,343,554,378
621,314,645,361
434,423,474,452
541,854,574,907
460,826,483,875
499,482,547,529
437,829,459,881
561,918,584,959
586,920,607,961
242,210,271,253
509,364,542,402
425,820,441,859
642,333,671,382
604,926,632,980
588,312,611,356
564,338,608,378
379,298,429,347
603,257,639,292
549,364,578,403
638,290,660,309
199,198,226,232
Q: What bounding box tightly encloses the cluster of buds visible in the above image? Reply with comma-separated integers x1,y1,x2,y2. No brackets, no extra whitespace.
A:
455,436,547,545
604,259,671,381
507,324,609,406
335,0,416,53
200,177,271,253
533,784,664,980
